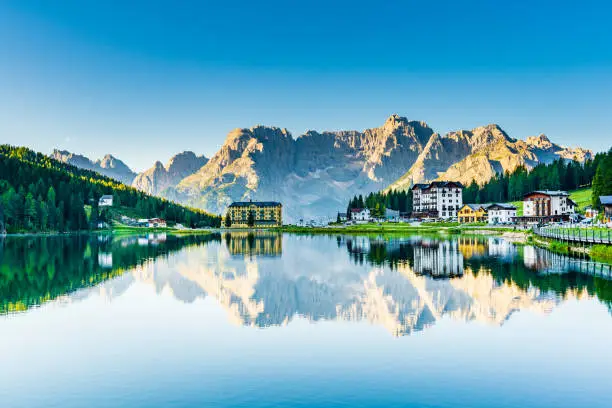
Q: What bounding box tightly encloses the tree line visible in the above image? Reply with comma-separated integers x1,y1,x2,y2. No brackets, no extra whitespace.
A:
344,148,611,217
0,145,221,233
463,150,611,205
345,189,413,220
592,148,612,207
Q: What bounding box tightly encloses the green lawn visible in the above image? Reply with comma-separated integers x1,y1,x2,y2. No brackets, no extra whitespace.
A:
569,187,592,211
510,200,523,216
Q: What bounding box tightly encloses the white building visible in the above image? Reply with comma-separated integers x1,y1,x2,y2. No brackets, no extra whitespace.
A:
350,208,371,222
523,191,576,218
487,203,517,224
412,181,463,219
99,195,113,207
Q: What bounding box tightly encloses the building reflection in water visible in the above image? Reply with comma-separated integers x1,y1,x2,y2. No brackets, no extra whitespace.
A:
224,231,282,257
343,236,464,278
5,232,612,337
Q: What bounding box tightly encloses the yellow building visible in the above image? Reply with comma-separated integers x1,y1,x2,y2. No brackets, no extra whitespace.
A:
227,201,282,227
458,204,488,223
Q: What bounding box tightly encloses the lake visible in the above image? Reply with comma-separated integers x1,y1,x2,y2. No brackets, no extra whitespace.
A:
1,232,612,408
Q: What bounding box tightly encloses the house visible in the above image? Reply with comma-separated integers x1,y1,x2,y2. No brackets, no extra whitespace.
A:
486,203,517,224
99,195,113,207
350,208,371,222
523,191,575,216
412,181,463,219
148,218,167,228
337,212,348,223
601,196,612,223
385,208,400,222
227,201,283,227
584,206,599,219
458,204,489,223
518,190,576,223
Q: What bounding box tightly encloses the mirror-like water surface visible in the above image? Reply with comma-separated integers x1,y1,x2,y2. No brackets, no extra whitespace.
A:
1,232,611,407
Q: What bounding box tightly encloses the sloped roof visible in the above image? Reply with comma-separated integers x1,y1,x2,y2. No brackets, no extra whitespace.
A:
524,190,569,198
600,196,612,205
412,181,464,190
100,195,113,200
462,203,489,211
487,203,517,210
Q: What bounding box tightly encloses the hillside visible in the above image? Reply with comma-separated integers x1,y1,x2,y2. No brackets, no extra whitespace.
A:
0,145,220,233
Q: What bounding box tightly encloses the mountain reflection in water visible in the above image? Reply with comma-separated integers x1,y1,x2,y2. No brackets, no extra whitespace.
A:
1,232,611,336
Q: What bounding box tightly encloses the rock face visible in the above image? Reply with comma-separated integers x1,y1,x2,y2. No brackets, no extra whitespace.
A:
50,149,136,185
50,115,592,220
174,115,434,220
387,124,592,191
132,151,208,195
172,115,590,221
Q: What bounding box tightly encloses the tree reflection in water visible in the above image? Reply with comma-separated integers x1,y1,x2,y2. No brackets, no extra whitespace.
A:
1,232,611,335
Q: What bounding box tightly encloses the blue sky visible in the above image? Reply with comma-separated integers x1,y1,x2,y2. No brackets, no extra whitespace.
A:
1,0,611,171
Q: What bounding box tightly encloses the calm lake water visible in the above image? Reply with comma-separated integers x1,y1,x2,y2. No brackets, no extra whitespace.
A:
1,232,612,408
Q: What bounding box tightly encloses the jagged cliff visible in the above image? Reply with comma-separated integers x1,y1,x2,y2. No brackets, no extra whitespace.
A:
173,115,435,220
51,115,592,220
50,149,137,185
132,151,208,195
387,125,591,190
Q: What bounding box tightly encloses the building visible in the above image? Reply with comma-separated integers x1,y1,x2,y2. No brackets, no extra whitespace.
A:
227,201,282,227
99,195,113,207
486,203,517,224
412,181,463,219
337,212,348,223
520,190,576,223
148,218,167,228
385,208,400,222
350,208,371,222
458,204,489,223
601,196,612,223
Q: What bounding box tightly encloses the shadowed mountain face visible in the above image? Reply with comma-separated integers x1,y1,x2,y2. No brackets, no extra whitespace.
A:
51,149,137,185
173,115,437,220
5,233,610,336
51,115,591,221
132,151,208,195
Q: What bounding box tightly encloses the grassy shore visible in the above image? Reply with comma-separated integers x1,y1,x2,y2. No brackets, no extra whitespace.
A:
110,225,214,236
277,222,519,235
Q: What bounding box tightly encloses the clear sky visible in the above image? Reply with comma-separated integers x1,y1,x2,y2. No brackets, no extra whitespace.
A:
1,0,611,171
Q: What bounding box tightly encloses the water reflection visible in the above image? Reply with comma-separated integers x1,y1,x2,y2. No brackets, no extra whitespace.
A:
1,232,611,336
224,231,282,258
0,233,220,313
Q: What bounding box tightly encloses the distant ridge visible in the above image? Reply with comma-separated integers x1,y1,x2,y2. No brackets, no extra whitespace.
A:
51,115,592,221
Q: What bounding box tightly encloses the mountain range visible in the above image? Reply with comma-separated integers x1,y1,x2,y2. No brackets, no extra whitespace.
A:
51,114,592,220
50,149,137,185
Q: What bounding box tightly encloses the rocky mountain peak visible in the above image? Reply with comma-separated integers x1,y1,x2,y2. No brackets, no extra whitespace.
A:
50,149,136,184
525,134,553,150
